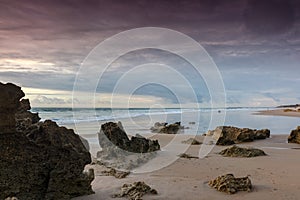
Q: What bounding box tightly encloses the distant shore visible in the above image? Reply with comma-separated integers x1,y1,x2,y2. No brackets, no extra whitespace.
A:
254,108,300,118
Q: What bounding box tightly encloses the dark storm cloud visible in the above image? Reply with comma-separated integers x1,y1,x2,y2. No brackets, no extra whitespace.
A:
244,0,296,36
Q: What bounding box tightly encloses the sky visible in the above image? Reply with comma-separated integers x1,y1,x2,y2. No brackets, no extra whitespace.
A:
0,0,299,108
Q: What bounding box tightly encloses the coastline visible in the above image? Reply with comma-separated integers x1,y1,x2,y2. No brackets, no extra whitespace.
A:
64,109,300,199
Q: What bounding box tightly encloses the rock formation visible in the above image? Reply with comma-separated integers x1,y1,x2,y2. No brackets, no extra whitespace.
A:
99,122,160,153
100,168,130,179
207,126,270,145
150,121,184,134
97,122,160,170
181,138,202,145
112,181,158,199
0,82,94,200
288,126,300,144
209,174,252,194
219,145,267,157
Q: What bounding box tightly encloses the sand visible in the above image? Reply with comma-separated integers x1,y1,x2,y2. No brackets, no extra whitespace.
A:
255,109,300,118
73,134,300,200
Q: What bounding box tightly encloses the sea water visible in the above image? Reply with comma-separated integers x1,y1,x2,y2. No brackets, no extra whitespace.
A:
32,107,300,136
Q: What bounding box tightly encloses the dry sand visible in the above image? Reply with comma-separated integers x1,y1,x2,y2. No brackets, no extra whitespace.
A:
255,109,300,118
74,134,300,200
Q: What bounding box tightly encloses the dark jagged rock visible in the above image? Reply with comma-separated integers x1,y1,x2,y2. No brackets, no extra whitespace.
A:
97,122,160,170
0,82,94,200
99,122,160,153
150,121,184,134
209,174,252,194
288,126,300,144
208,126,270,145
219,145,267,157
0,82,24,133
112,181,158,199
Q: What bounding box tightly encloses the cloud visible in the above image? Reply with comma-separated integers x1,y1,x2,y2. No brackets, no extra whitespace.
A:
0,0,299,107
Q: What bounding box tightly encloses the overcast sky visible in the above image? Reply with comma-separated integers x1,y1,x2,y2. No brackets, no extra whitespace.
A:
0,0,299,107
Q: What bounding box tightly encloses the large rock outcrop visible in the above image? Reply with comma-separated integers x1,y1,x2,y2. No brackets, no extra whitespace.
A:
97,122,160,170
288,126,300,144
208,126,270,145
0,82,94,200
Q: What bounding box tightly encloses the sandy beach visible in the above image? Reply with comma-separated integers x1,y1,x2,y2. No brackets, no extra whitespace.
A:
73,132,300,200
255,109,300,118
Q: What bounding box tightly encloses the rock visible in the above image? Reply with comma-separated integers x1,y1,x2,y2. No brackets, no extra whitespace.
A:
189,122,196,125
15,99,40,132
101,168,130,179
112,181,158,200
288,126,300,144
219,145,267,157
150,121,184,134
209,174,252,194
178,153,199,159
181,138,202,145
0,82,24,133
99,122,160,153
208,126,270,145
97,122,160,170
79,135,90,151
0,82,94,200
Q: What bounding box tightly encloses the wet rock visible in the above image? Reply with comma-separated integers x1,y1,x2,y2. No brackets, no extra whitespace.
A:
181,138,202,145
219,145,267,157
208,126,270,145
150,121,184,134
97,122,160,170
178,153,199,159
209,174,252,194
288,126,300,144
101,168,130,179
0,82,94,200
113,181,158,200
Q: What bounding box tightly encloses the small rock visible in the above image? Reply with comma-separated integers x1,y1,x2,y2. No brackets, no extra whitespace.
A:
209,174,252,194
219,146,267,157
288,126,300,144
181,138,202,145
150,121,184,134
101,168,130,179
178,153,199,159
113,181,158,200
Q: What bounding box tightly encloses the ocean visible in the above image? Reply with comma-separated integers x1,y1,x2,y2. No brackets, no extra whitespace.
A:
32,107,300,136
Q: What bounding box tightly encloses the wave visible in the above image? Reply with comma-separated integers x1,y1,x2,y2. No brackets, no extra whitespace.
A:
31,107,269,125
